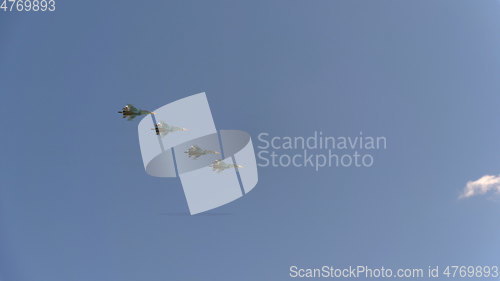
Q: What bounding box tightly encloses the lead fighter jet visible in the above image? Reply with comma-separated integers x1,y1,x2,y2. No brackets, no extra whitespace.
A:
209,159,243,173
152,121,188,137
184,145,220,159
118,104,155,120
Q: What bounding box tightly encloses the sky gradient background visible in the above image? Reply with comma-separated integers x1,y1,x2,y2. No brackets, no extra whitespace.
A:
1,1,500,280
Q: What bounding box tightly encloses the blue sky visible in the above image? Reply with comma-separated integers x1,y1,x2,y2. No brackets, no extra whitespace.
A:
1,1,500,280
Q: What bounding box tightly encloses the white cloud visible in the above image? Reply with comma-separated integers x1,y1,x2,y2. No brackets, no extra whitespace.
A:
460,174,500,199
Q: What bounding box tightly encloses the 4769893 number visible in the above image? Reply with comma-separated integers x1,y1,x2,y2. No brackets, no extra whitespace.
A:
1,0,55,12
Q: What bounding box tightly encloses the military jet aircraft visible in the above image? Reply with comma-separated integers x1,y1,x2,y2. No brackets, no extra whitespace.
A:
184,145,220,159
118,104,155,120
152,121,188,137
209,159,243,173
